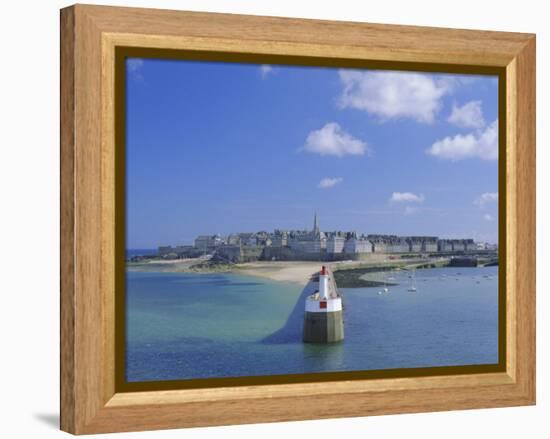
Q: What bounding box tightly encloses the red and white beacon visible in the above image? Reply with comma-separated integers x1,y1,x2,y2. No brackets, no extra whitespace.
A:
303,266,344,343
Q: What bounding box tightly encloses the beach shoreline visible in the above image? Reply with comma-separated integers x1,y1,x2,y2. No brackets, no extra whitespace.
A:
126,256,453,286
127,259,326,285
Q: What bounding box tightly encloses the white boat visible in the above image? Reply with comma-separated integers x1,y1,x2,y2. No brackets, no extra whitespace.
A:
379,274,390,294
407,269,417,292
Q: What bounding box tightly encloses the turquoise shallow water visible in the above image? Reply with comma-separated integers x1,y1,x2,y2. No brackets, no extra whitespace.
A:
126,266,499,382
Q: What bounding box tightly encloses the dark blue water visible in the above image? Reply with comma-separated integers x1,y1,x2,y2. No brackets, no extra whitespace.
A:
125,267,498,382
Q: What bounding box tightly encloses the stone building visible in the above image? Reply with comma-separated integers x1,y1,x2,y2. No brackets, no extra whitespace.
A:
368,236,387,253
187,213,481,260
437,238,476,252
464,239,477,252
423,237,439,252
194,236,209,250
408,237,423,252
386,237,409,253
226,234,240,245
238,233,257,247
214,244,242,262
194,234,223,251
287,213,326,254
367,235,406,253
406,236,439,252
270,230,288,247
326,234,345,254
343,233,372,254
437,239,453,252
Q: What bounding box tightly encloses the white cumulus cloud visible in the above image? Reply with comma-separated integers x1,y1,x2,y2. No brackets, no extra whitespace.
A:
448,100,485,129
303,122,368,157
426,119,498,161
318,177,343,189
338,70,451,123
259,64,274,79
390,192,425,203
483,214,494,222
474,192,498,208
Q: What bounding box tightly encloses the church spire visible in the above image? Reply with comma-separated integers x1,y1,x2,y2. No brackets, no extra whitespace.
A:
313,211,319,234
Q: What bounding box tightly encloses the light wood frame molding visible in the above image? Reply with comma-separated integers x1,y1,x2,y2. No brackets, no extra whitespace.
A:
60,4,536,434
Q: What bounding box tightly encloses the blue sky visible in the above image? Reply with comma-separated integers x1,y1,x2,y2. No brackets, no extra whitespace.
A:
126,58,499,249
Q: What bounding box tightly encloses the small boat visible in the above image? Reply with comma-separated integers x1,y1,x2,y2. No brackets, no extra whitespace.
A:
408,269,417,292
379,275,389,294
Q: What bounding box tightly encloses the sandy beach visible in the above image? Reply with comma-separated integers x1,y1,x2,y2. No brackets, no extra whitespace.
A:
235,261,324,285
127,259,326,284
234,256,393,284
127,255,397,285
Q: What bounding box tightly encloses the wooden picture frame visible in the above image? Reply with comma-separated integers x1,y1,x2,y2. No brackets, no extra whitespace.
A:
60,4,536,434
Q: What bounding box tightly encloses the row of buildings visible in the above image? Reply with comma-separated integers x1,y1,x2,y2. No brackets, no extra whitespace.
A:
158,213,486,261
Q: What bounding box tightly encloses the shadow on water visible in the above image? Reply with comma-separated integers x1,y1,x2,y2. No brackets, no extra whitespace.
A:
261,281,317,344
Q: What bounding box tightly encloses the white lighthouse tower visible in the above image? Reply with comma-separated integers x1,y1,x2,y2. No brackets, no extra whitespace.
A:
303,266,344,343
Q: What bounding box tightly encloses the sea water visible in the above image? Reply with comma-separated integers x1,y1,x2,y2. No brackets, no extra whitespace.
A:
125,266,499,382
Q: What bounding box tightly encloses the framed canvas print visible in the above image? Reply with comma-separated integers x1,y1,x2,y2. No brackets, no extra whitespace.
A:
60,4,536,435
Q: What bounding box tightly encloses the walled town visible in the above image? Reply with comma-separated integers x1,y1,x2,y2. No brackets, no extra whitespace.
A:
151,213,497,264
